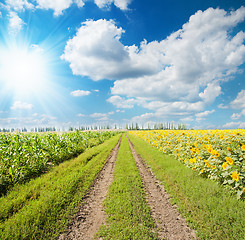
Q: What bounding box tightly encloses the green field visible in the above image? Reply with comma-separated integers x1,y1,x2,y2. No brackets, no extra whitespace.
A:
0,131,117,196
0,131,244,239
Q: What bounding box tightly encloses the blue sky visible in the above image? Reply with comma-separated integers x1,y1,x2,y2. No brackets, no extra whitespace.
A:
0,0,245,130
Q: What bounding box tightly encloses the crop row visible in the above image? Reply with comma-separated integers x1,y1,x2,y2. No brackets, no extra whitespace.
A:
129,129,245,199
0,130,117,195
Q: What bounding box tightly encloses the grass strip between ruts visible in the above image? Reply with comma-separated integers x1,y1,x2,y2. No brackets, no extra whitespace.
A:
0,133,121,240
127,133,245,240
97,134,158,240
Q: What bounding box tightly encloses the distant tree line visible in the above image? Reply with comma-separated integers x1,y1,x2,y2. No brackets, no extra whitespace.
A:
0,122,187,132
0,125,119,133
126,122,187,130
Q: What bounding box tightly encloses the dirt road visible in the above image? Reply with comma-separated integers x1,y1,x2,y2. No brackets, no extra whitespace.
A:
59,134,196,239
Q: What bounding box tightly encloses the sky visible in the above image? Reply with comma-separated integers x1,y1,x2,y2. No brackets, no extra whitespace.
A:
0,0,245,130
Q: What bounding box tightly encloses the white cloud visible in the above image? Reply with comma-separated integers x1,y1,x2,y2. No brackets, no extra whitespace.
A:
0,114,58,128
199,83,221,104
62,7,245,123
230,89,245,109
218,103,228,109
61,19,163,81
109,7,245,119
70,90,91,96
180,117,194,122
231,113,241,120
113,0,131,10
5,0,34,12
74,0,85,8
77,113,85,117
35,0,129,16
195,109,215,118
107,95,142,109
131,113,155,123
89,111,115,121
90,113,109,121
94,0,132,10
116,109,125,113
90,113,108,118
11,101,33,110
8,11,25,34
30,44,44,53
94,0,113,9
35,0,74,16
1,0,130,18
223,121,245,129
230,90,245,121
112,7,245,101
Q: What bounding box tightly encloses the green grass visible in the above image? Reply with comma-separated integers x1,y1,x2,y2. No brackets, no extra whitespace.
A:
97,134,158,240
128,133,245,240
0,133,121,240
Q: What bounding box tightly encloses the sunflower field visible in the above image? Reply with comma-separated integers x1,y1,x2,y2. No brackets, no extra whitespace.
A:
129,129,245,199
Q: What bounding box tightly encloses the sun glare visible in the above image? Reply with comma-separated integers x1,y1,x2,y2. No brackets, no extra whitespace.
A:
0,45,48,95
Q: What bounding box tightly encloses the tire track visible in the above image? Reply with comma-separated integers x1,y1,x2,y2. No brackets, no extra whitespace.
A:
126,135,197,240
58,135,122,240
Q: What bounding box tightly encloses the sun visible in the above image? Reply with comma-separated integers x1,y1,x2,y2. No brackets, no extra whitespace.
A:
0,45,48,95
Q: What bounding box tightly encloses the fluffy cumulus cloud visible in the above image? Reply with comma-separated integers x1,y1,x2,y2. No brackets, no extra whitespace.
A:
5,0,34,11
94,0,132,10
61,19,164,81
70,90,91,96
35,0,74,16
112,7,245,120
11,101,33,110
62,7,245,121
112,7,245,102
35,0,130,15
3,0,129,17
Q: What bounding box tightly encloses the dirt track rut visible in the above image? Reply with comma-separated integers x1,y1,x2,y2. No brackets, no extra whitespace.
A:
58,136,122,240
127,135,197,240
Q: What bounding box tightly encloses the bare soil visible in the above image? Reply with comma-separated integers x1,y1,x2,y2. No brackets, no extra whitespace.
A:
126,136,197,240
58,136,122,240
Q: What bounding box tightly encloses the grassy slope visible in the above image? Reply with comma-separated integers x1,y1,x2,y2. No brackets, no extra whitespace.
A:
97,134,158,240
128,133,245,240
0,134,121,240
